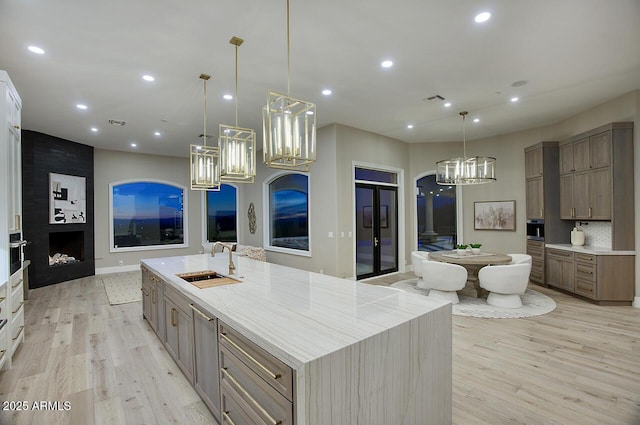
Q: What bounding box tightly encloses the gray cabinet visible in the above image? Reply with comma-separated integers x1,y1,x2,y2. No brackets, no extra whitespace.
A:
526,240,545,284
546,248,635,304
164,285,194,383
191,302,221,421
219,321,294,425
546,249,574,292
559,124,633,233
141,266,163,336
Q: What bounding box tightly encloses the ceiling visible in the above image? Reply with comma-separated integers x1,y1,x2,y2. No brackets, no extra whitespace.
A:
1,0,639,158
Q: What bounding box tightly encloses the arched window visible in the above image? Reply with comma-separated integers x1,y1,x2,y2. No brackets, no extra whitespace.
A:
206,184,237,243
110,180,187,252
266,173,309,253
416,174,457,251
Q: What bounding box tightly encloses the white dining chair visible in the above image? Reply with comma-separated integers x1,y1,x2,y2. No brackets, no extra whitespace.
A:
411,251,430,281
479,263,531,308
422,260,467,304
507,253,532,265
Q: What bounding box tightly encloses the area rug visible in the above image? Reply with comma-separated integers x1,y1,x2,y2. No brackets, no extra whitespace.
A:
102,271,142,305
390,278,556,319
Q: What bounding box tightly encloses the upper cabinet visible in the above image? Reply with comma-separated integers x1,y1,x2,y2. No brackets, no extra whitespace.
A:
558,122,634,250
1,71,22,235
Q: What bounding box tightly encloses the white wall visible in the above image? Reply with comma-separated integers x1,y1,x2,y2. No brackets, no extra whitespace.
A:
94,149,203,271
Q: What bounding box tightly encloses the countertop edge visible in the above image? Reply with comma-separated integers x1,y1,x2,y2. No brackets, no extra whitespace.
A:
545,244,636,255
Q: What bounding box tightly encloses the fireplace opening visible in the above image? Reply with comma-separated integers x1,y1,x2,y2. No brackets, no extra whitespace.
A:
49,231,84,266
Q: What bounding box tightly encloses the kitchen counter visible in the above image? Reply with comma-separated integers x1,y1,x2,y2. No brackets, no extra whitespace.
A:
545,244,635,255
141,253,452,424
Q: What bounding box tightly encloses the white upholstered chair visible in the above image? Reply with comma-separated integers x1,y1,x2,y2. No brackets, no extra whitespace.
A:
422,260,467,304
508,253,532,265
479,263,532,308
411,251,430,279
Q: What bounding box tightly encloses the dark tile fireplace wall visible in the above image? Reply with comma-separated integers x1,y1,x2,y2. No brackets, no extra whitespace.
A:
22,130,95,288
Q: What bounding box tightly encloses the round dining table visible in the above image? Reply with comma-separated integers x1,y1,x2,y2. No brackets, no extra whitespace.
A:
428,251,512,298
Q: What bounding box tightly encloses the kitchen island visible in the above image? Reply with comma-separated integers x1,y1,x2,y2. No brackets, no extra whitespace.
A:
141,253,452,425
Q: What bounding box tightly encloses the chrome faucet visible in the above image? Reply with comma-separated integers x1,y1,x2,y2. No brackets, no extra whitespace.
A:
211,242,236,275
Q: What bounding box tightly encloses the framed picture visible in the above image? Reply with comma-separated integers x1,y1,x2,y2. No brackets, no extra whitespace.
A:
49,173,87,224
363,206,372,228
474,200,516,231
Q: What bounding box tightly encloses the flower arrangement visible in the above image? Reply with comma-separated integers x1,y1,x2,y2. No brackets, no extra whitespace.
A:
469,243,482,254
455,244,468,255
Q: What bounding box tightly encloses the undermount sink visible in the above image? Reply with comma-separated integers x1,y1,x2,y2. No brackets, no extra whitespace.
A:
176,270,240,288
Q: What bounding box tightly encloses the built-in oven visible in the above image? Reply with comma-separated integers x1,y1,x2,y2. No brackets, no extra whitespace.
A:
9,233,27,276
526,219,545,241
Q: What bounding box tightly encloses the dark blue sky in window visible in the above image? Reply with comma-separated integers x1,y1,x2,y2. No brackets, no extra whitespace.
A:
207,184,236,215
113,182,183,219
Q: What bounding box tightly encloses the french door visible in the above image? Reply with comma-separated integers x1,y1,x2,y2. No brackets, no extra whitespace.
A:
356,183,398,279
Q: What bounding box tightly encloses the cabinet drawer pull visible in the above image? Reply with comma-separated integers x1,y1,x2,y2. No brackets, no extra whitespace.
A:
588,207,592,218
0,350,5,361
189,303,214,321
12,279,23,289
0,296,5,302
151,289,156,304
12,301,24,315
220,333,281,380
13,326,24,341
170,308,177,327
141,288,149,296
222,411,237,425
221,368,282,425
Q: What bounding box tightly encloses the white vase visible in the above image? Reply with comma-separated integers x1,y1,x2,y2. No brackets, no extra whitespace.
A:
471,248,481,255
571,228,585,246
456,249,467,255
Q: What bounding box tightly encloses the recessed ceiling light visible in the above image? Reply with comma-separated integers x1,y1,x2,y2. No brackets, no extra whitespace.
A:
142,75,155,82
154,131,161,136
473,118,480,123
510,97,519,103
76,104,88,110
322,89,332,96
381,60,393,68
475,12,491,23
223,94,233,100
407,124,414,129
90,127,98,132
444,102,452,108
130,143,137,148
28,45,45,54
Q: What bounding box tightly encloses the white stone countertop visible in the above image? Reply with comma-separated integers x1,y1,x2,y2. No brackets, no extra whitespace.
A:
140,254,449,371
545,244,635,255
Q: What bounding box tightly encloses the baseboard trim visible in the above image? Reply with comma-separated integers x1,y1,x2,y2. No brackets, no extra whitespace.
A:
633,297,640,309
96,265,140,275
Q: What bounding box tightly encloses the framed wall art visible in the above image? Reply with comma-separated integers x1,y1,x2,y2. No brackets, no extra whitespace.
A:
49,173,87,224
474,200,516,231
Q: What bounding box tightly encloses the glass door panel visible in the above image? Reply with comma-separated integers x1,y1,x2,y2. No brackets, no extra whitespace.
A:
379,188,397,273
356,186,374,277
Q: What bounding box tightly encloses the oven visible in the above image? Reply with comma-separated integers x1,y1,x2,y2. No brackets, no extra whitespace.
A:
9,233,27,276
526,219,545,241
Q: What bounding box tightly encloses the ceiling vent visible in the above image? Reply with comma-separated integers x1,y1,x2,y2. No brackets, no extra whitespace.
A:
424,95,445,102
108,119,126,126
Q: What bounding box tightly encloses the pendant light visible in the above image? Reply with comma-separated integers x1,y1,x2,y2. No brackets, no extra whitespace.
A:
436,111,496,185
263,0,316,171
190,73,221,191
219,36,256,183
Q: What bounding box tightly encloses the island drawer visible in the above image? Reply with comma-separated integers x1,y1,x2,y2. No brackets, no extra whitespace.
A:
575,253,596,264
220,344,293,425
219,321,293,401
575,279,596,299
164,283,191,314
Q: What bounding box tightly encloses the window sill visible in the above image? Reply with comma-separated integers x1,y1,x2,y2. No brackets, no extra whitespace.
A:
265,246,311,258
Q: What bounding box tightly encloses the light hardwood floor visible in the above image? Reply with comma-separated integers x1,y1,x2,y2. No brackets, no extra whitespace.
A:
1,272,639,425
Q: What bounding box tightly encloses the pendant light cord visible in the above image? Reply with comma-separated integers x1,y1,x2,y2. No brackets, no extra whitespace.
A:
286,0,290,96
235,43,239,127
203,77,207,146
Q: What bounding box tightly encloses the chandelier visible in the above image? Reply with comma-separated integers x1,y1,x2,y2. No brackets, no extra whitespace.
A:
190,74,221,190
436,111,496,185
219,36,256,183
263,0,316,171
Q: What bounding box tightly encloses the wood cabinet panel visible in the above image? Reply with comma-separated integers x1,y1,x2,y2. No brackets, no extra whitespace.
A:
589,131,611,169
191,302,221,420
164,288,194,383
527,240,545,284
572,138,590,172
525,148,543,178
590,168,611,219
559,175,574,219
546,250,574,292
573,172,591,218
526,177,544,219
559,143,574,175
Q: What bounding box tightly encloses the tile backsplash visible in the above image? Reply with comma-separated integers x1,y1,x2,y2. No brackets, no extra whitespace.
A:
574,221,611,248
